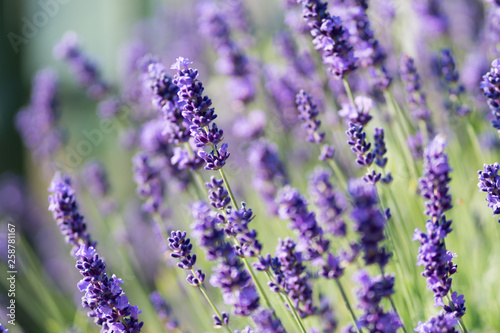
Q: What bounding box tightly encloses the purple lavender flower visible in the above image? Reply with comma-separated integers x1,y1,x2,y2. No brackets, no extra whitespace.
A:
295,90,325,143
248,139,289,215
348,179,390,267
0,324,8,333
48,172,96,257
231,109,267,140
97,97,123,118
298,0,358,78
308,167,347,237
132,152,165,214
419,135,452,221
75,245,143,332
413,216,457,307
205,176,231,210
346,122,374,166
210,253,260,316
252,309,286,333
412,0,449,37
353,270,402,332
213,312,230,328
407,131,424,160
435,49,470,116
82,160,115,215
198,2,255,104
477,163,500,222
276,31,316,78
400,54,433,133
339,95,374,126
414,312,459,333
373,127,393,184
149,291,179,330
16,68,64,161
190,201,227,261
225,203,262,257
53,31,108,99
276,186,330,261
319,144,335,161
271,238,316,318
168,230,206,287
481,59,500,131
344,5,386,68
318,295,338,333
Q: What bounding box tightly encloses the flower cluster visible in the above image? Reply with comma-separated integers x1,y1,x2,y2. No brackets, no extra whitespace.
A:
76,245,143,332
82,160,115,215
225,203,262,257
53,31,108,99
346,122,374,167
298,0,357,79
481,59,500,131
339,96,373,126
352,270,402,332
172,57,230,170
348,179,390,267
308,167,347,237
198,2,255,104
48,172,96,257
478,163,500,222
168,230,206,286
132,153,165,214
16,69,63,161
252,309,286,333
295,90,325,143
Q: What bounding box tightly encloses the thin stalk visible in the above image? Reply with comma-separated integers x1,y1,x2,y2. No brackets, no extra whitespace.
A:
327,158,348,192
343,78,356,107
219,168,238,209
194,270,232,333
335,279,363,333
265,270,307,333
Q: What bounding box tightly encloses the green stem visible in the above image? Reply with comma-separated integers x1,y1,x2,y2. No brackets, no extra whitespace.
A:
219,168,238,209
335,279,363,333
343,78,356,107
327,158,348,192
445,293,468,333
378,265,408,333
195,271,232,333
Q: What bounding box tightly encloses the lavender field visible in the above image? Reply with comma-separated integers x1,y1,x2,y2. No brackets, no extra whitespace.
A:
3,0,500,332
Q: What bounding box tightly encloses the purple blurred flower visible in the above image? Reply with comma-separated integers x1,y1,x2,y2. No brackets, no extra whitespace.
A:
232,109,267,140
348,179,390,267
481,59,500,131
82,160,115,215
190,201,227,261
295,90,325,143
412,0,449,37
298,0,358,78
150,291,179,330
339,95,373,126
48,172,96,257
16,68,64,161
414,312,459,333
0,324,8,333
75,245,143,332
132,153,165,214
252,309,286,333
419,135,452,220
308,167,347,237
53,31,108,99
248,139,289,215
478,163,500,222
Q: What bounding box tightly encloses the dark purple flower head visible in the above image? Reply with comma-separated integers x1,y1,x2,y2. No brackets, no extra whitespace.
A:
190,201,228,261
226,203,262,257
168,230,197,270
198,142,230,171
319,144,335,161
413,216,457,307
295,90,325,143
444,292,466,319
419,135,452,220
0,324,8,333
308,167,347,237
299,0,358,78
75,245,143,332
213,312,230,327
353,270,402,332
481,59,500,131
53,31,108,99
348,179,390,267
346,122,374,166
478,163,500,222
415,312,459,333
318,253,344,279
16,68,64,161
48,172,96,257
339,96,373,126
205,176,231,210
273,238,316,318
149,291,179,330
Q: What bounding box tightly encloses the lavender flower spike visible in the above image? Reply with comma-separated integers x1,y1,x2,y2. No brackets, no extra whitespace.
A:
299,0,358,79
48,172,96,257
53,31,108,99
478,163,500,222
481,59,500,131
150,291,179,330
346,122,374,167
414,312,459,333
295,90,325,143
76,245,143,332
168,230,206,286
419,135,452,221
